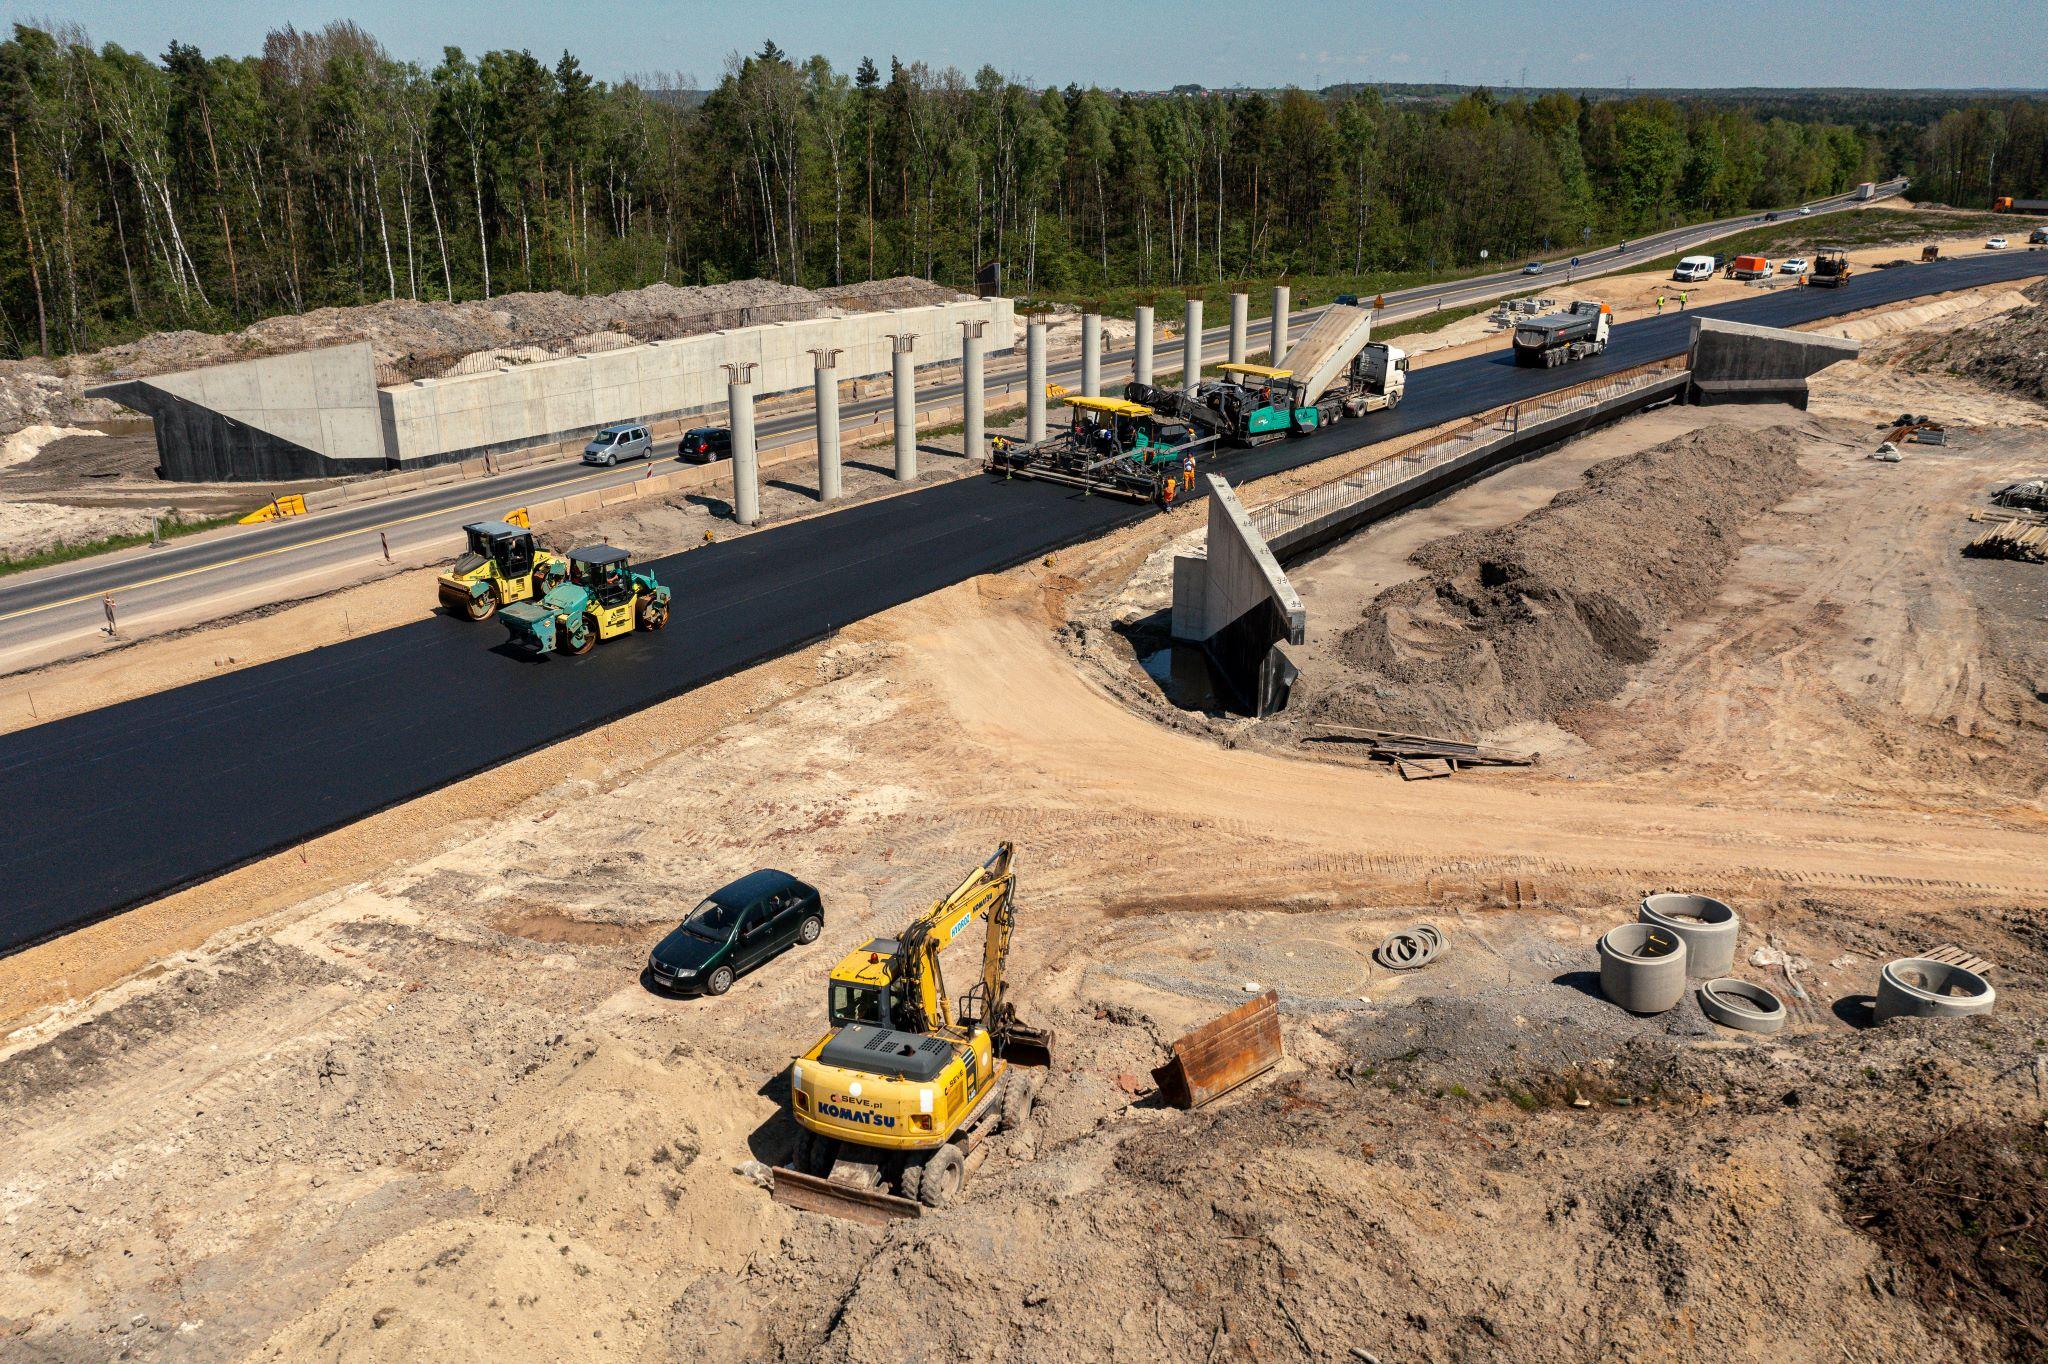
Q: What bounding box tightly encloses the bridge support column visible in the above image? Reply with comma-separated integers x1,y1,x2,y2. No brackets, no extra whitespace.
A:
1081,312,1101,397
725,362,759,527
1026,318,1047,443
961,320,986,462
811,348,842,502
1183,298,1204,385
1134,305,1154,387
1228,292,1247,366
1270,285,1290,362
889,333,917,482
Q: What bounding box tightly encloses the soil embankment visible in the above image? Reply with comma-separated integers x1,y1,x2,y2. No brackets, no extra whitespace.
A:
1298,425,1805,735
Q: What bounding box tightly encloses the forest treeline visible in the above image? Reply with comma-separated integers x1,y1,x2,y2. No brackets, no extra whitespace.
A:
3,20,2045,359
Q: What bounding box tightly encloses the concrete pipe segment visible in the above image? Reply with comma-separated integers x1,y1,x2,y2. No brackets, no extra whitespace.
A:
1875,958,1996,1024
1638,893,1740,978
1598,923,1689,1014
1697,978,1786,1035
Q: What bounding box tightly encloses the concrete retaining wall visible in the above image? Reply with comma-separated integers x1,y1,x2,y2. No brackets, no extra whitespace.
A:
379,299,1013,467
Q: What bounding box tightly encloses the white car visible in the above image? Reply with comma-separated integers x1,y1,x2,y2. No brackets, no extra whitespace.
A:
1779,257,1810,277
1985,236,2009,250
1799,205,1813,215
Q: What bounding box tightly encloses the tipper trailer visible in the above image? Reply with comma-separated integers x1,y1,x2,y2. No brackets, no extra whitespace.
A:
1511,301,1611,368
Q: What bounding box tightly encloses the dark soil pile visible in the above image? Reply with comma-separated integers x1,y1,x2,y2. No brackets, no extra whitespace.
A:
1895,276,2048,404
1837,1119,2048,1362
1298,425,1805,736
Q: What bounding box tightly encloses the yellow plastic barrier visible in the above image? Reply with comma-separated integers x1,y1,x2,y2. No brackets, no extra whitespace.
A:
239,494,308,524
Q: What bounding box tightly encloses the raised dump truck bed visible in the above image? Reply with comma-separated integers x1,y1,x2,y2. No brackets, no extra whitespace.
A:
1275,303,1375,407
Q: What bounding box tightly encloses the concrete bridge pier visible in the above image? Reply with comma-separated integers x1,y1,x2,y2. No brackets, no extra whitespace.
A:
960,320,986,462
1183,298,1204,385
811,348,842,502
1081,313,1102,397
1026,318,1047,443
1270,285,1291,362
1229,293,1248,366
889,334,918,482
1134,305,1154,387
724,362,759,527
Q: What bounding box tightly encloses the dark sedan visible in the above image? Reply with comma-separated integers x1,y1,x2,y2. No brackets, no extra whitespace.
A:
678,427,732,463
647,869,823,996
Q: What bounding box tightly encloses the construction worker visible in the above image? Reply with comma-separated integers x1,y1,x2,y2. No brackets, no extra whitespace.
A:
1181,452,1197,493
1678,291,1689,311
1655,293,1665,316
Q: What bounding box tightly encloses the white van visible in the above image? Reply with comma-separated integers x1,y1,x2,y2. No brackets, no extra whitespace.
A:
1673,255,1715,282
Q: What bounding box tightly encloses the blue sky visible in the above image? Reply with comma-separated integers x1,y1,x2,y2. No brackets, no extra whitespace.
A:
9,0,2043,90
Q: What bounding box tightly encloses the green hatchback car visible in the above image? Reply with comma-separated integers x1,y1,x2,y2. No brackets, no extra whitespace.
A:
646,869,824,996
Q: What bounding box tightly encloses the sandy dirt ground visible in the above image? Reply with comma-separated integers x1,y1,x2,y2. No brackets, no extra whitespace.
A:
4,275,2046,1364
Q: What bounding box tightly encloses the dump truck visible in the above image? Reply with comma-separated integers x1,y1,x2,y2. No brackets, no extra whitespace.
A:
438,520,565,621
1730,254,1774,280
1807,249,1852,289
1992,197,2048,213
499,544,670,656
1854,182,1877,201
772,843,1054,1220
1126,303,1404,445
987,394,1214,505
1511,300,1611,368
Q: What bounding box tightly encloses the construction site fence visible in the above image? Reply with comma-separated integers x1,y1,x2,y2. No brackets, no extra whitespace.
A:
1247,358,1686,543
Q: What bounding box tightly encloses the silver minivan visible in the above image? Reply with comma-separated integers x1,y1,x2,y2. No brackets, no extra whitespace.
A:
583,423,652,466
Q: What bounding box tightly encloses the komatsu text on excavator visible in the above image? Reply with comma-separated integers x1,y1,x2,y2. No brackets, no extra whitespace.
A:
770,842,1054,1222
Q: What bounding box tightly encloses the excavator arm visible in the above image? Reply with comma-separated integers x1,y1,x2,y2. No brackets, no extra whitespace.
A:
887,842,1016,1036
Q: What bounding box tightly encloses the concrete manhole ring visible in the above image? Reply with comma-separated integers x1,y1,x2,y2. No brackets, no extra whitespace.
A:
1639,893,1740,978
1875,957,1995,1023
1598,922,1689,1014
1697,977,1786,1034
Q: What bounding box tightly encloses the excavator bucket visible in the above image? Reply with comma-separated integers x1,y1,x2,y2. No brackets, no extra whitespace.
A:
769,1167,923,1226
1150,990,1283,1109
1000,1020,1055,1069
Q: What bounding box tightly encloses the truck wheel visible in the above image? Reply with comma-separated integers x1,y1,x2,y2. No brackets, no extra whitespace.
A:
563,617,596,656
704,965,734,996
463,593,496,622
638,597,669,631
918,1145,965,1208
1387,390,1401,409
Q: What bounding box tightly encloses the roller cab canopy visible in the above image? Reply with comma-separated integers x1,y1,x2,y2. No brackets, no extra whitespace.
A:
464,520,529,540
567,544,632,567
1218,362,1294,381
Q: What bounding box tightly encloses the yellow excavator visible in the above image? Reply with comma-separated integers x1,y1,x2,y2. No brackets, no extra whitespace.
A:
772,842,1054,1220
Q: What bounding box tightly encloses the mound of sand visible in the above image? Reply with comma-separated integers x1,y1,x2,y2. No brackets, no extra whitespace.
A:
1299,425,1805,735
1884,276,2048,405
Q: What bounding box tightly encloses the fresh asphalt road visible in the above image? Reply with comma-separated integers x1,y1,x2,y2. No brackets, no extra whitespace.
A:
0,182,1904,662
4,244,2044,955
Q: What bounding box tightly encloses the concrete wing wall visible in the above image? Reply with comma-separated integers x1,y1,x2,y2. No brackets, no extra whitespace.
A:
87,343,386,482
1686,317,1859,406
379,297,1015,467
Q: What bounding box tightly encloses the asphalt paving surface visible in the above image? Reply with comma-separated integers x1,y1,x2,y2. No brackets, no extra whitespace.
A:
6,246,2043,955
